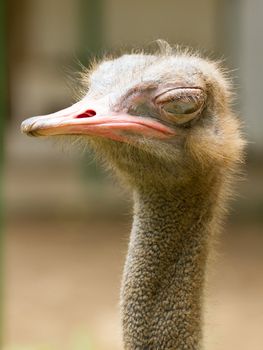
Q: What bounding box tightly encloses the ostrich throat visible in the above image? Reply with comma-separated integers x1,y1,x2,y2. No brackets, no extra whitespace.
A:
121,178,218,350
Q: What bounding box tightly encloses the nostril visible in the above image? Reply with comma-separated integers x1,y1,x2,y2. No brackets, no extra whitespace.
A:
76,109,96,118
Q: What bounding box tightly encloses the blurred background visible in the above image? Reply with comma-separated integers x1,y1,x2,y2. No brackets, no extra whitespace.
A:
2,0,263,349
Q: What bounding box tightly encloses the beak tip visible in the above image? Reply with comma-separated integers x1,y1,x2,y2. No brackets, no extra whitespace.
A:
21,117,38,136
20,121,30,134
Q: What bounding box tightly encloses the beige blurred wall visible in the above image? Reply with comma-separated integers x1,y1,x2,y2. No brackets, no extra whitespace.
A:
9,0,220,124
8,0,263,150
104,0,217,50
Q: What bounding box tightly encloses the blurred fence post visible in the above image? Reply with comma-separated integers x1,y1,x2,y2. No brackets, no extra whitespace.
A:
0,0,6,346
215,0,242,109
79,0,105,58
79,0,106,181
216,0,263,152
216,0,241,69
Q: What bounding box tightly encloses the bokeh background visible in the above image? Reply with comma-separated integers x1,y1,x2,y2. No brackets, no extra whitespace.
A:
2,0,263,349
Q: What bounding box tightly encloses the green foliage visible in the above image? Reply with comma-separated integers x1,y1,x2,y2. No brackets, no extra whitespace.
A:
0,0,6,347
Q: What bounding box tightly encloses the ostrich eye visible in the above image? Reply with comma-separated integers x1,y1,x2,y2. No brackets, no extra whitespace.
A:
163,99,198,115
155,88,206,124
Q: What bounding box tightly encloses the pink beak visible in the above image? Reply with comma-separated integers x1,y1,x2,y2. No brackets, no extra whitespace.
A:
21,97,175,142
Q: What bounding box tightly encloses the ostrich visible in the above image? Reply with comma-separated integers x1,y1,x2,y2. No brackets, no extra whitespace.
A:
21,44,245,349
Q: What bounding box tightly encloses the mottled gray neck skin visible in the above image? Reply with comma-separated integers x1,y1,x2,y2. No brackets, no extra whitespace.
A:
121,182,217,350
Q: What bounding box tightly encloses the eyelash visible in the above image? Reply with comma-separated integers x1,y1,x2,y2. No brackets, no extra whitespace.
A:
155,88,205,103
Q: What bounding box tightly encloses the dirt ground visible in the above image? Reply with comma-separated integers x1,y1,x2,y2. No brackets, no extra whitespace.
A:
4,219,263,350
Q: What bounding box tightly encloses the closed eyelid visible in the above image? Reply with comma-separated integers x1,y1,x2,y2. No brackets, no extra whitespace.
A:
154,87,205,102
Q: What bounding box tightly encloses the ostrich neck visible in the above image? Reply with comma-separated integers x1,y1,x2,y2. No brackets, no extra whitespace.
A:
121,182,218,350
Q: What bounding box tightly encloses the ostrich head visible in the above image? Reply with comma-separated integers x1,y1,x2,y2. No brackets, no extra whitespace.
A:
21,45,246,349
21,48,244,189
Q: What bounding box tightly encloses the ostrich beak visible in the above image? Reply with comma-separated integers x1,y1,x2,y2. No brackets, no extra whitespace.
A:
21,97,175,142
